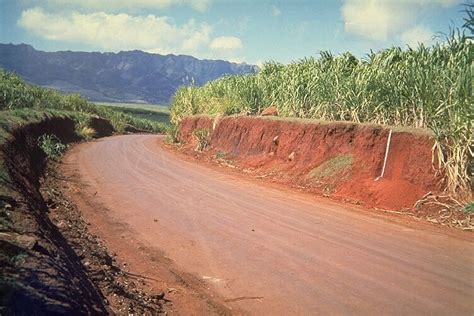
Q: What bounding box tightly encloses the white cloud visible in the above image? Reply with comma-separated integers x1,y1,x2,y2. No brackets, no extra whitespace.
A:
18,7,214,55
341,0,460,41
209,36,242,51
401,25,434,46
41,0,211,12
342,0,412,41
18,7,245,60
271,5,281,17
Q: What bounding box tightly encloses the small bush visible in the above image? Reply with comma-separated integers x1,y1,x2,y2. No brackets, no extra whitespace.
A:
165,124,179,144
78,126,96,140
73,115,96,140
38,134,66,159
193,128,210,151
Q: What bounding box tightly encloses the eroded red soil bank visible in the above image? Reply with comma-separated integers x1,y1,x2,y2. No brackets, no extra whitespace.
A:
0,117,106,314
1,117,165,314
178,115,441,210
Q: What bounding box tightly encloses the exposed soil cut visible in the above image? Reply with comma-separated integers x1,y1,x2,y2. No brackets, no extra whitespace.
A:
1,117,106,314
89,116,115,137
177,115,442,210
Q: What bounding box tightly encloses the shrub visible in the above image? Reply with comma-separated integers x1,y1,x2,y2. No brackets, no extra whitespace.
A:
38,134,66,159
193,128,210,151
165,124,179,144
73,115,96,140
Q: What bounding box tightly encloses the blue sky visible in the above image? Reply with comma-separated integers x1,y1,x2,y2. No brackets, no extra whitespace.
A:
0,0,468,65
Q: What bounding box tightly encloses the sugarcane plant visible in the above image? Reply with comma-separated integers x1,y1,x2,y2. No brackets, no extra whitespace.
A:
170,6,473,200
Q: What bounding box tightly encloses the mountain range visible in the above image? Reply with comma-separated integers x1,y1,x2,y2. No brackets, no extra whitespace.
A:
0,43,257,104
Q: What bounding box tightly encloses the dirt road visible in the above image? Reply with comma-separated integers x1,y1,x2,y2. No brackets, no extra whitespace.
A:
62,134,473,315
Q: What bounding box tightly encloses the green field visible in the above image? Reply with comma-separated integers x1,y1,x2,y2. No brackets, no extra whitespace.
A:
0,70,169,134
97,102,170,125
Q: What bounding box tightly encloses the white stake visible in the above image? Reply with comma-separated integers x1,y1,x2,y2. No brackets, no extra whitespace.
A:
375,129,392,181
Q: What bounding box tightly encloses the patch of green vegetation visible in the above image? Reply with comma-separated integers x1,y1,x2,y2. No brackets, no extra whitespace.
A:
215,151,226,159
309,154,353,180
72,114,96,140
98,102,171,125
115,107,170,124
165,124,179,144
97,102,167,111
38,134,66,160
193,128,210,151
463,202,474,214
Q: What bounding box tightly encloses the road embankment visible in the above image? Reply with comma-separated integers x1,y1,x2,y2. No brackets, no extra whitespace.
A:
177,115,441,210
0,116,108,314
0,114,167,314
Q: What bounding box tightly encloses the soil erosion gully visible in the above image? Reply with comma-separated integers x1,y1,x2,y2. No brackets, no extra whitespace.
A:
62,134,473,315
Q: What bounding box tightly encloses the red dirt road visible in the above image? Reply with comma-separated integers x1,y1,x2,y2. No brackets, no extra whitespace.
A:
63,134,474,315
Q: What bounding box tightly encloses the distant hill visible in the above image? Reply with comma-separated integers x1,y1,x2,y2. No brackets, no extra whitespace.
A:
0,43,257,104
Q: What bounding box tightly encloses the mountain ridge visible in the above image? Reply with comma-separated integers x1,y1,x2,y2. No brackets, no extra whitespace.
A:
0,43,257,104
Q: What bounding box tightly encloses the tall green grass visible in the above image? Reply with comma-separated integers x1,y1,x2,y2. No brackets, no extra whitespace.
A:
0,70,167,133
171,32,473,198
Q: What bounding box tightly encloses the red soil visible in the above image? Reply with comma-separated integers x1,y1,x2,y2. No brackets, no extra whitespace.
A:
177,115,441,210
